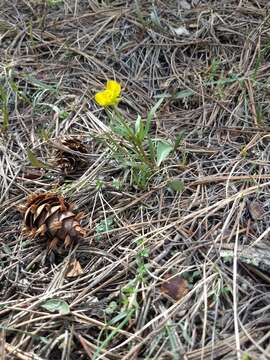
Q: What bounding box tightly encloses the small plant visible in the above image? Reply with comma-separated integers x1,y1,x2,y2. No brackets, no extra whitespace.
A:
167,179,185,193
209,57,221,82
95,179,104,190
120,240,149,311
135,244,150,282
111,178,123,190
105,301,118,315
95,80,175,189
93,308,134,360
95,217,115,241
47,0,63,7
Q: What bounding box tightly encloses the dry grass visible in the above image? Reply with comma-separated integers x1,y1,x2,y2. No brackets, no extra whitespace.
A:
1,0,270,359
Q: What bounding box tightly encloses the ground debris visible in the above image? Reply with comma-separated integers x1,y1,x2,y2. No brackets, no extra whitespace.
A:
1,0,270,358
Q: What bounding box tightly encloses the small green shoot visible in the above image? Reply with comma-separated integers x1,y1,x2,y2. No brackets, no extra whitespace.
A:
112,178,122,190
37,127,53,141
174,132,185,149
95,179,104,190
209,57,221,81
93,309,134,360
0,85,9,130
105,301,118,315
255,104,265,125
95,217,115,240
167,179,185,193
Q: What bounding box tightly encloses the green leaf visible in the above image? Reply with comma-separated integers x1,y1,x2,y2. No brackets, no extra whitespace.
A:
134,115,145,143
156,140,174,167
135,115,142,135
112,178,122,190
109,310,131,325
105,301,118,315
112,119,134,139
48,0,63,6
27,149,50,169
140,249,149,258
241,354,252,360
175,89,194,99
95,218,115,240
167,180,185,192
2,244,12,254
40,299,70,315
174,132,185,149
0,85,9,130
23,75,57,92
145,98,164,135
148,138,155,163
59,110,69,121
37,102,62,115
150,8,161,27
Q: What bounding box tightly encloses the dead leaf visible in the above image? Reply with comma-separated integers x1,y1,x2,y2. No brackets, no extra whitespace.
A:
22,167,44,180
247,200,264,220
172,26,190,36
160,274,189,301
66,259,83,278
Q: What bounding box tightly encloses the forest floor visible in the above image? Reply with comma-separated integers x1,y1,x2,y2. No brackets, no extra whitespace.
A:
1,1,270,359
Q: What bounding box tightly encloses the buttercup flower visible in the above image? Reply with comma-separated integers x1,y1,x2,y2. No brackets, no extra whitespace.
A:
95,80,121,107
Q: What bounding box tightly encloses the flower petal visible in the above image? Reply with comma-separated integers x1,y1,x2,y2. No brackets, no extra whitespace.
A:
95,80,121,107
106,80,121,97
95,90,112,107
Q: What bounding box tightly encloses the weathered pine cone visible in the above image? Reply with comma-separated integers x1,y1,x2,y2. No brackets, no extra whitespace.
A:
52,136,88,176
21,193,86,252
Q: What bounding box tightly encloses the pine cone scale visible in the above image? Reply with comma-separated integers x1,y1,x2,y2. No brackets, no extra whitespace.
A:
34,203,47,220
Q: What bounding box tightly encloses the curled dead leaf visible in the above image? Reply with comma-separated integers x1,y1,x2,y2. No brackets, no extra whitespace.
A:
66,259,83,278
247,200,264,221
160,274,189,301
22,167,44,180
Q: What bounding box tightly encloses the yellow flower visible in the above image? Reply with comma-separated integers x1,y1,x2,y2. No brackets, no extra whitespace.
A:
95,80,121,107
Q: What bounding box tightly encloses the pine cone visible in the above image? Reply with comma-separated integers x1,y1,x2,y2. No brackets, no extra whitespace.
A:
52,137,88,176
21,193,86,252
